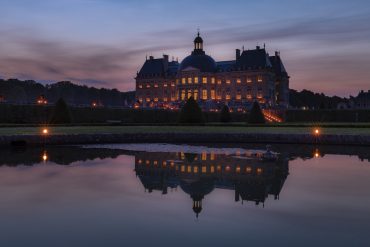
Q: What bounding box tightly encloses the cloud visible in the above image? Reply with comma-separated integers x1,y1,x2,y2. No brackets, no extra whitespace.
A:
1,12,369,96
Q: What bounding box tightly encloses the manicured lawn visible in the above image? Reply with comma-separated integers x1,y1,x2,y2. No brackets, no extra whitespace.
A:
0,125,369,136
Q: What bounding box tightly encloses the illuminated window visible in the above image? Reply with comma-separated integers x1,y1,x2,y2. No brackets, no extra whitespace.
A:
138,159,142,164
188,89,192,99
202,90,208,100
146,84,151,88
247,77,252,83
194,89,198,100
236,166,241,173
217,165,222,172
201,166,207,173
146,160,150,165
226,79,231,84
194,166,199,173
153,160,158,166
216,90,222,100
257,168,263,175
226,92,231,100
201,152,207,161
181,165,185,172
188,77,192,84
182,78,186,84
211,77,215,84
210,90,216,100
181,90,186,100
236,90,242,100
217,79,222,84
154,98,158,102
146,98,151,102
210,166,215,173
138,98,143,102
246,167,252,173
162,161,167,167
154,84,158,88
163,97,168,102
247,94,252,100
171,82,175,87
210,153,215,160
180,152,185,159
257,75,263,82
138,84,143,89
194,77,199,84
202,77,207,84
187,166,192,173
236,78,241,84
225,166,231,172
164,83,168,87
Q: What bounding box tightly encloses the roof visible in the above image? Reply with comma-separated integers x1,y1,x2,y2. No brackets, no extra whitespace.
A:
216,60,235,72
138,57,179,77
236,48,272,69
269,54,288,77
179,53,217,72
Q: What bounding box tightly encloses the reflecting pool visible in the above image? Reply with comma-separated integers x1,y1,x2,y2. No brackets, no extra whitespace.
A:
0,144,369,247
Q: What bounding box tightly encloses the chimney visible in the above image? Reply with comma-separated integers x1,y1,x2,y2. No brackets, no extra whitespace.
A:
163,54,169,71
275,51,279,57
163,54,169,62
256,46,260,50
149,56,154,60
236,49,241,59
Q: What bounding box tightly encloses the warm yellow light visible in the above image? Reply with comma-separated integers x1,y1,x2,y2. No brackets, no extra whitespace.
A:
42,151,48,162
314,152,320,158
314,128,320,135
42,128,49,135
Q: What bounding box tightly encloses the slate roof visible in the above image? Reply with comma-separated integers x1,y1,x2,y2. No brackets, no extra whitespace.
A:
137,48,288,76
236,48,272,69
216,60,235,72
269,55,288,77
138,58,179,77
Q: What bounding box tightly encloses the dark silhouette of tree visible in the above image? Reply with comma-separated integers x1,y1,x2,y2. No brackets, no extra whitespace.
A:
219,105,231,122
248,101,265,124
51,98,72,124
0,79,135,106
178,97,204,124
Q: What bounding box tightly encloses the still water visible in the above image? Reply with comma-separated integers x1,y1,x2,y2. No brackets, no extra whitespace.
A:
0,144,369,247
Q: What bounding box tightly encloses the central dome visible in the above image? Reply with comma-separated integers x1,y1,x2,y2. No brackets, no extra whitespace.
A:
179,54,217,72
179,32,217,73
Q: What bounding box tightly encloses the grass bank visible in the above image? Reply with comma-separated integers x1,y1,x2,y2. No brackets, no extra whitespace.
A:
0,125,369,136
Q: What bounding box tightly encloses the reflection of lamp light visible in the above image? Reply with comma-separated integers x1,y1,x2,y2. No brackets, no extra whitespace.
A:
314,149,320,158
314,128,320,135
42,151,48,162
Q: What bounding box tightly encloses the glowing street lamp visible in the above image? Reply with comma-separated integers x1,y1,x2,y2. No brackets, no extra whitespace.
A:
42,128,49,135
313,128,320,135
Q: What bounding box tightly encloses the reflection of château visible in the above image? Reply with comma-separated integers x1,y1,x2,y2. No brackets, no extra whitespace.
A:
135,151,289,217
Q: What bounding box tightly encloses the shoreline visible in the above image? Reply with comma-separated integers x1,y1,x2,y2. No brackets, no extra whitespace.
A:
1,132,370,146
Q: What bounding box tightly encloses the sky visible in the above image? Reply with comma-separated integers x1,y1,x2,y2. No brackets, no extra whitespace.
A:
0,0,369,97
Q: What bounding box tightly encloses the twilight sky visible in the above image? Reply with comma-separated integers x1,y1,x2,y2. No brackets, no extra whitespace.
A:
0,0,369,96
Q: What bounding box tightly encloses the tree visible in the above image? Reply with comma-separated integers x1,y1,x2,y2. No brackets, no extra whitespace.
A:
178,97,204,124
248,101,265,124
219,105,231,123
51,98,72,124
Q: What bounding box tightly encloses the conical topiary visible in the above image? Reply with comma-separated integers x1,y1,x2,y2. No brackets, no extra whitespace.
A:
219,105,231,123
178,97,204,124
51,98,72,124
248,101,265,124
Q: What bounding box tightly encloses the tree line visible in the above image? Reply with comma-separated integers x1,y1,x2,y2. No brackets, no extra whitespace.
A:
0,79,135,107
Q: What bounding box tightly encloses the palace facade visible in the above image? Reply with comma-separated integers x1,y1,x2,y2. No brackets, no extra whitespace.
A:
135,32,289,110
